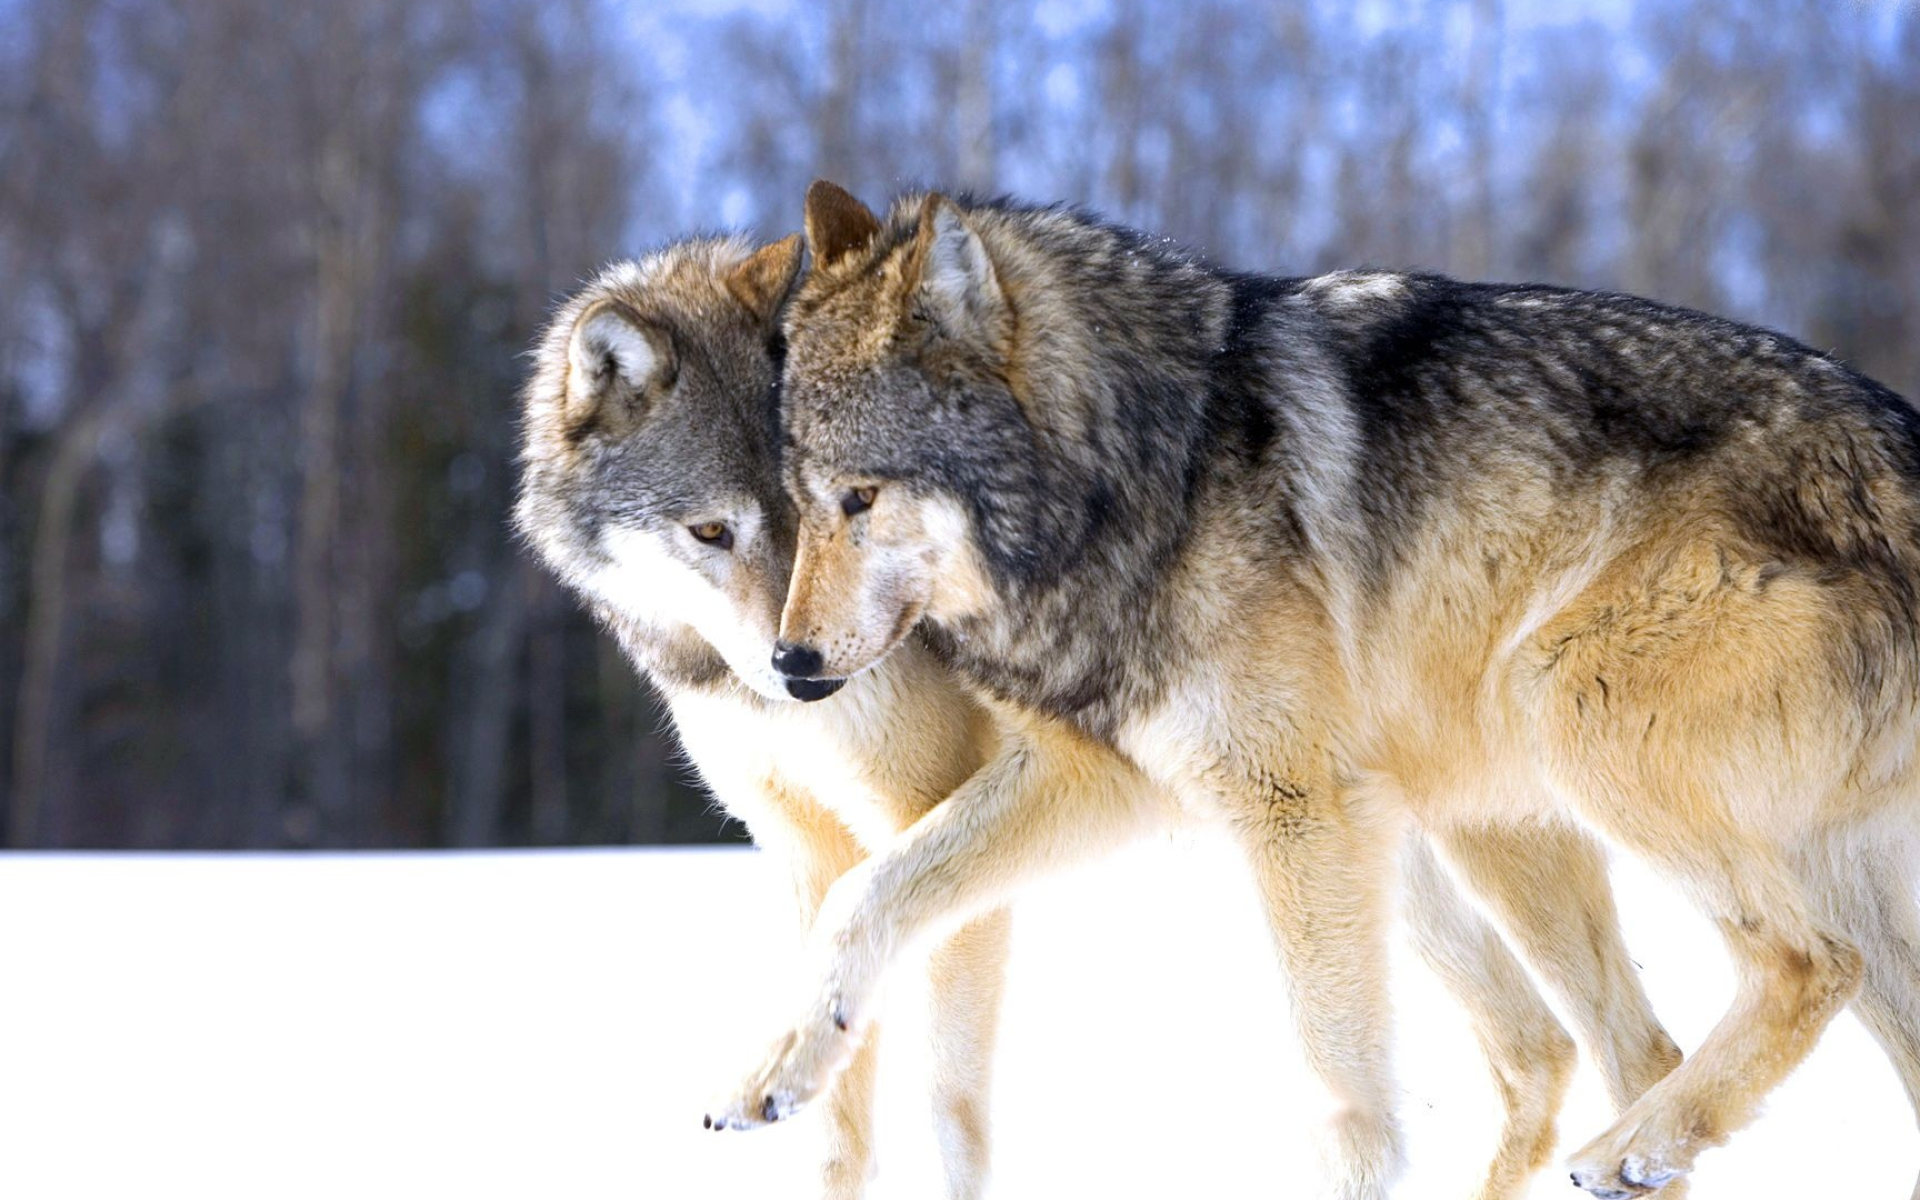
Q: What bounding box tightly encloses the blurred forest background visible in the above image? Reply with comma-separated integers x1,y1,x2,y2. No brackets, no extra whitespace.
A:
1,0,1916,849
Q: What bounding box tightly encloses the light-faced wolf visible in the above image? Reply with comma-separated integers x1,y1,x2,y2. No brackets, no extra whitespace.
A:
516,237,1684,1199
515,236,1014,1198
737,182,1920,1199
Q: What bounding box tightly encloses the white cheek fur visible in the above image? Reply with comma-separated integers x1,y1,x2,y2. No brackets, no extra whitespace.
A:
583,524,788,698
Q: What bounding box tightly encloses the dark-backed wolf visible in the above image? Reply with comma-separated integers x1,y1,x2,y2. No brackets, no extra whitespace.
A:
516,237,1683,1200
730,183,1920,1199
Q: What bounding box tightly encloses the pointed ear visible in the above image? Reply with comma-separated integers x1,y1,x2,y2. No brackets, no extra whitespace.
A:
725,234,804,323
566,301,670,420
911,194,1004,328
804,180,881,268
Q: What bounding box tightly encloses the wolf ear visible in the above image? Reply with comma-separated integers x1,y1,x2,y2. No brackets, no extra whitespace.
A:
725,234,804,323
804,180,881,268
910,194,1004,329
567,301,669,420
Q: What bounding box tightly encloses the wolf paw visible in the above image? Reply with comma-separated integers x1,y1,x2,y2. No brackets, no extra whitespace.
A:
703,995,862,1132
1566,1097,1707,1198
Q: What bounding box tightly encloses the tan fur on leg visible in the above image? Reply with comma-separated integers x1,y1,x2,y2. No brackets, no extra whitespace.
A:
1228,777,1406,1200
1434,824,1683,1112
1404,838,1577,1200
707,719,1170,1134
1560,815,1862,1197
1799,836,1920,1200
925,909,1011,1200
748,789,882,1197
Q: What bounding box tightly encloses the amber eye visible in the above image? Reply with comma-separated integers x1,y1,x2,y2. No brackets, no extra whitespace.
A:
841,486,878,517
689,522,733,550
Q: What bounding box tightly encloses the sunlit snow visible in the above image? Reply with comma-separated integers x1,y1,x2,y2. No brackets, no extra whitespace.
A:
0,835,1911,1198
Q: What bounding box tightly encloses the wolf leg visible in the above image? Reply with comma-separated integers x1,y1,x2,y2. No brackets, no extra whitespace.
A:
1432,824,1684,1113
1799,837,1920,1200
732,791,882,1198
1227,778,1404,1200
706,722,1165,1133
1518,537,1874,1195
1561,810,1862,1199
1403,837,1577,1200
925,907,1012,1200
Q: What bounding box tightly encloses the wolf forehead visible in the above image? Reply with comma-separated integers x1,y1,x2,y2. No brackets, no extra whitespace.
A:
582,236,774,323
527,240,783,425
525,238,776,404
779,202,1025,466
517,238,804,552
778,323,945,475
778,321,1014,486
778,379,949,483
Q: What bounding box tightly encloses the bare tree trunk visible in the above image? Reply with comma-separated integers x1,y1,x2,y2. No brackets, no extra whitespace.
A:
818,0,870,187
595,636,640,842
10,401,107,847
954,0,996,191
9,328,199,847
1458,0,1505,278
528,577,569,845
1097,0,1146,223
291,132,366,847
447,563,527,848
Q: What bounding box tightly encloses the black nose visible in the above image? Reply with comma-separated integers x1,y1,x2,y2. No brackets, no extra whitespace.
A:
772,641,824,679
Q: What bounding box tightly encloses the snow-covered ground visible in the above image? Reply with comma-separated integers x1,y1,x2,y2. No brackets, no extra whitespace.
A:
0,836,1912,1199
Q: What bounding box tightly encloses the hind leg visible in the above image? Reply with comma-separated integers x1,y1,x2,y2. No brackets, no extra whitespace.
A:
1403,837,1577,1200
1519,537,1874,1194
1801,839,1920,1199
924,907,1012,1200
1434,824,1684,1113
1561,805,1862,1198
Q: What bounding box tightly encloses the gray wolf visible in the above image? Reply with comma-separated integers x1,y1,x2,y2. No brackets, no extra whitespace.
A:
729,182,1920,1199
517,235,1683,1199
514,236,1012,1198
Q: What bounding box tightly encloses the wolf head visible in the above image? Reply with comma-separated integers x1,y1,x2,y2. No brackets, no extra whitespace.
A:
771,182,1037,691
516,235,840,703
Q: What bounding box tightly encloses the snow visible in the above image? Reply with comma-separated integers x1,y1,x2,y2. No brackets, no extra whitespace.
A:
0,836,1912,1199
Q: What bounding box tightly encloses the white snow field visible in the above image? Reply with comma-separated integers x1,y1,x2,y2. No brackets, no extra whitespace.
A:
0,837,1913,1200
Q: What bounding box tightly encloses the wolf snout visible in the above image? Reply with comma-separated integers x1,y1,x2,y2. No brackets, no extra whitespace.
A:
772,640,825,679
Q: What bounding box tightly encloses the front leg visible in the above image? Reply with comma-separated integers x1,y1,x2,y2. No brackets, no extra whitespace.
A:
715,785,880,1197
1224,769,1405,1200
706,721,1166,1132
